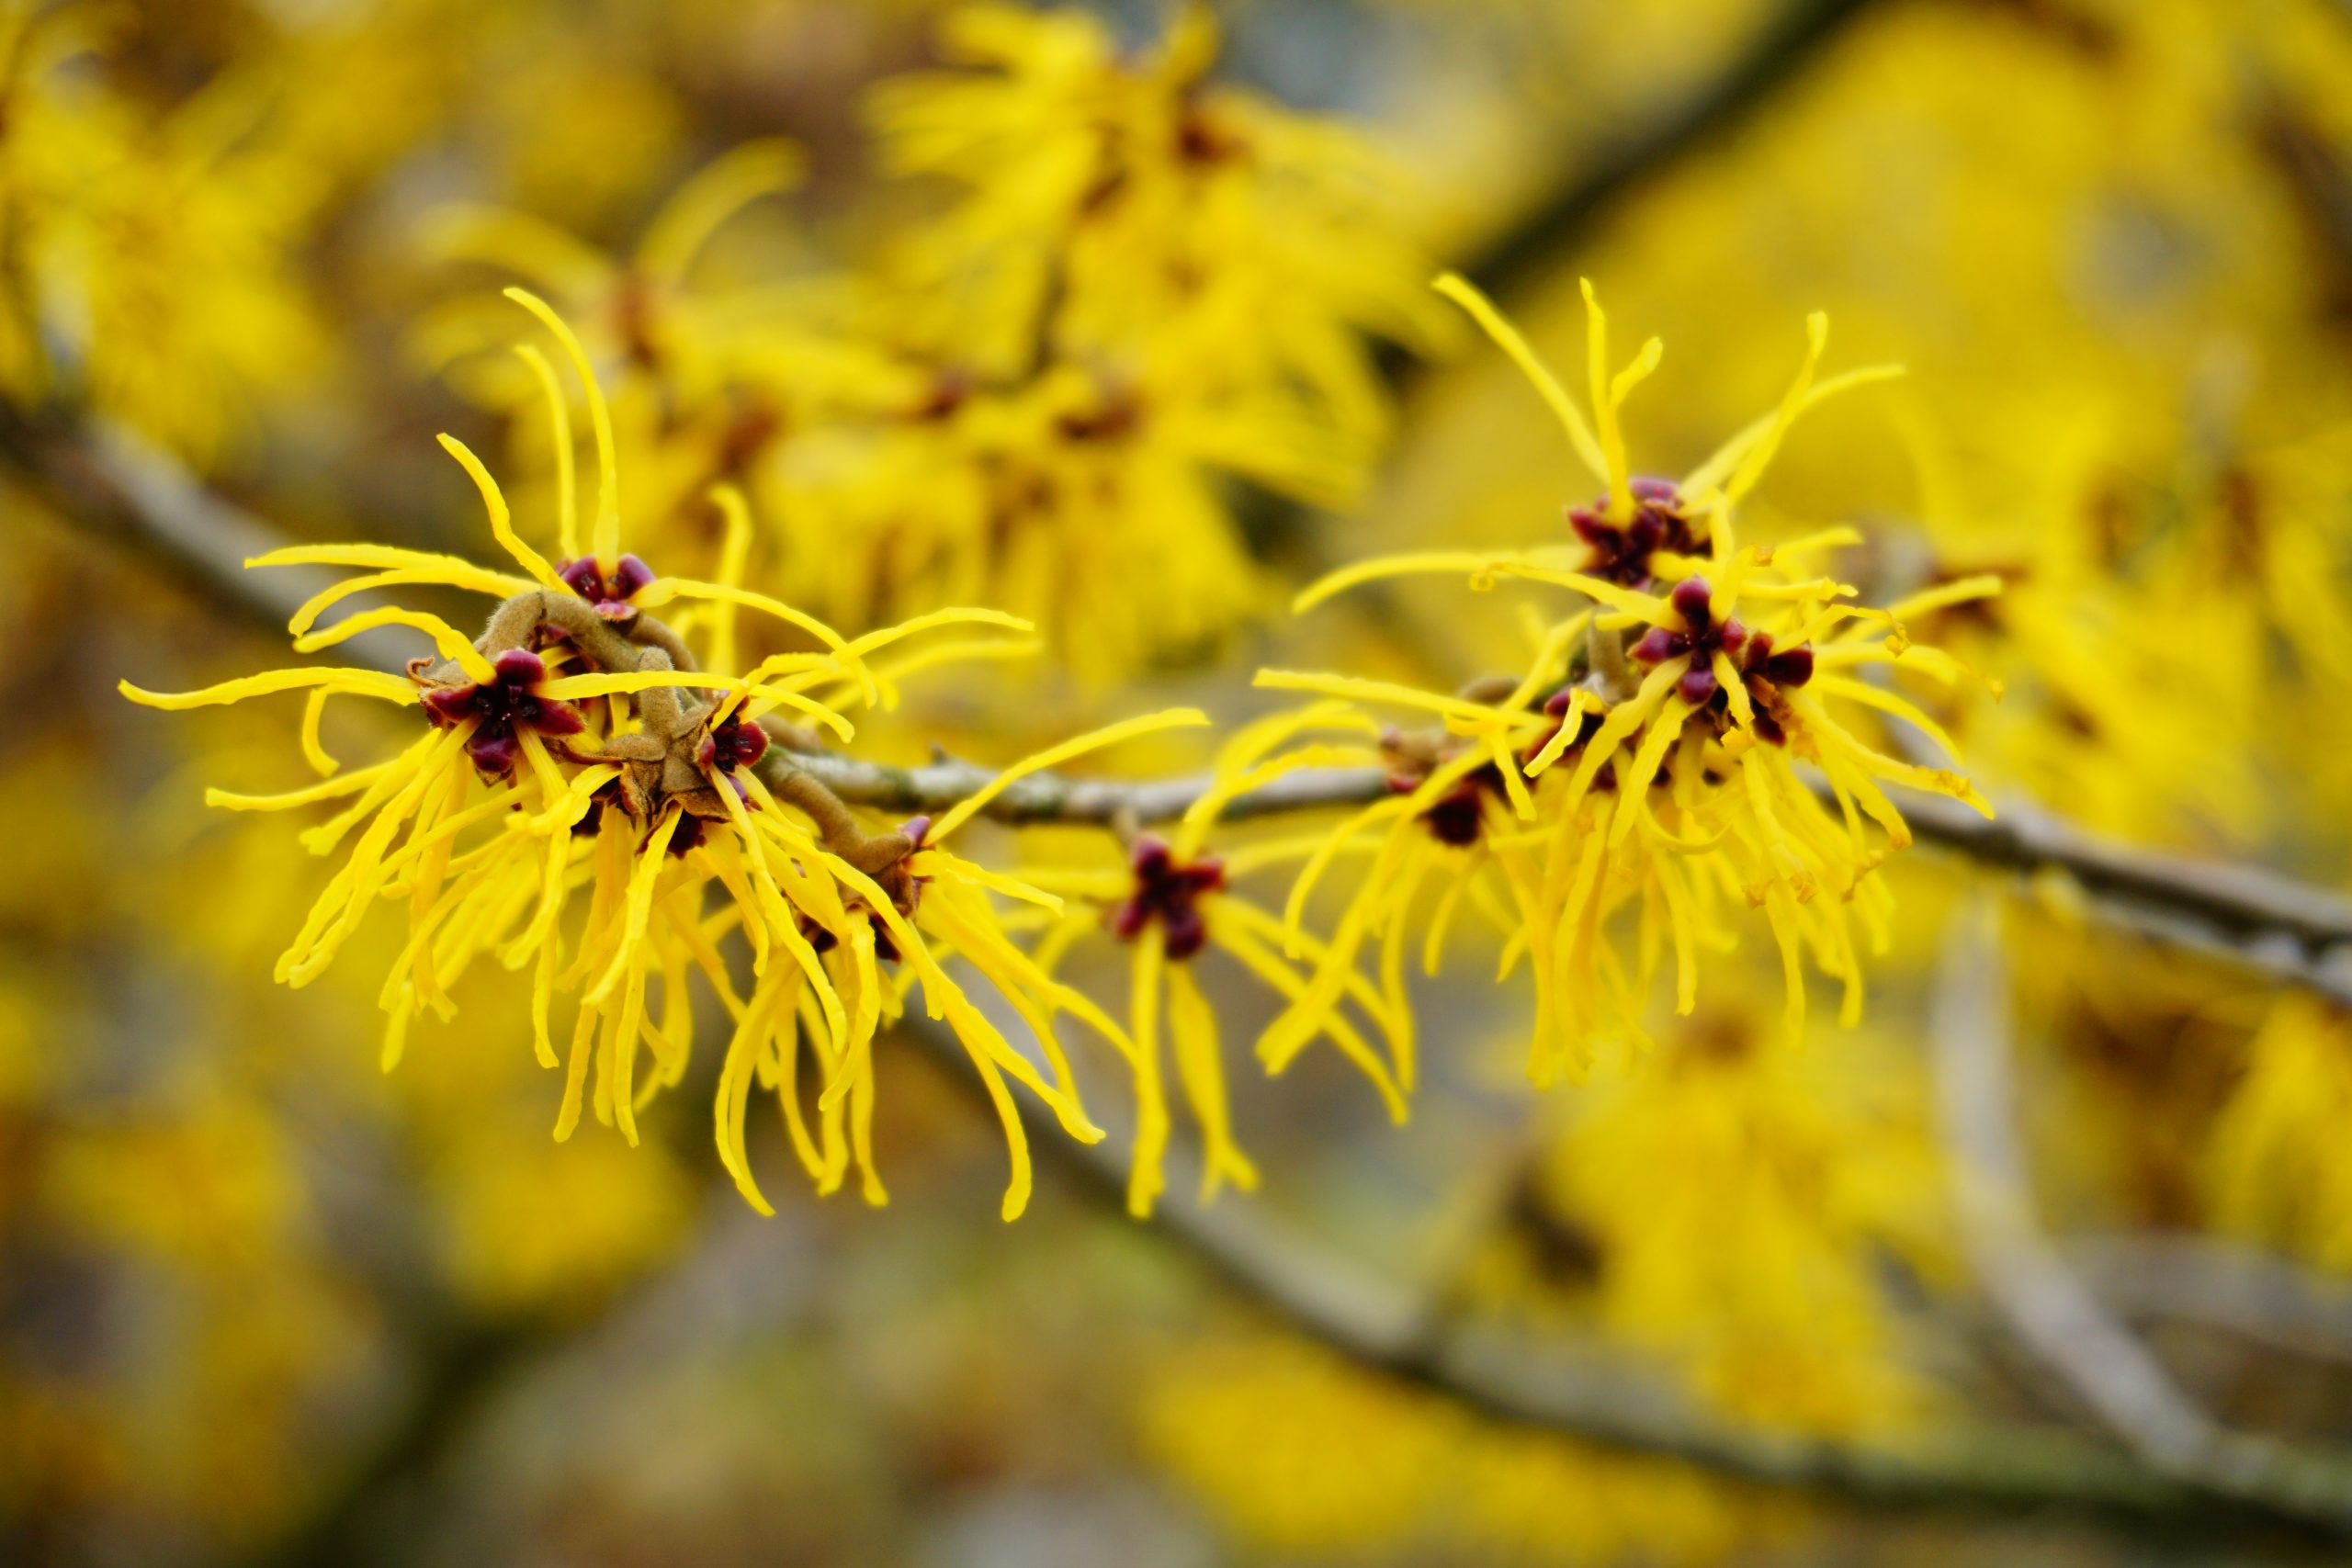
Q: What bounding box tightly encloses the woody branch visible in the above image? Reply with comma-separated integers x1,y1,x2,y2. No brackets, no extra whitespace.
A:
14,405,2352,1012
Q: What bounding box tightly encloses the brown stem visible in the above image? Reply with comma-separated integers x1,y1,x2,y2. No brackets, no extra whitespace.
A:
625,614,698,674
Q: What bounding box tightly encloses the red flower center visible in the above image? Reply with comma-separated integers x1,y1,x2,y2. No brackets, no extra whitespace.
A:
558,554,657,620
1109,835,1226,960
1569,477,1696,588
418,647,585,777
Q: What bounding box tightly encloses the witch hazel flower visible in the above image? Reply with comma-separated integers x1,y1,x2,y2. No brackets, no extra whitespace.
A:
1109,835,1228,960
417,647,586,776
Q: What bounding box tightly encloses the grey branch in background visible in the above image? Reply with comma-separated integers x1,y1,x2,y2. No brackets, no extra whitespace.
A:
1932,897,2352,1529
4,405,417,673
901,1013,2352,1535
1461,0,1888,302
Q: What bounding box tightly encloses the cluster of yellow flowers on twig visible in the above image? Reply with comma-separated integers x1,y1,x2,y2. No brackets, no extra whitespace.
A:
124,271,1995,1222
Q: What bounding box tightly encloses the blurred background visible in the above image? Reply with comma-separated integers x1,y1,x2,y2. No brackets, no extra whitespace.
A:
8,0,2352,1563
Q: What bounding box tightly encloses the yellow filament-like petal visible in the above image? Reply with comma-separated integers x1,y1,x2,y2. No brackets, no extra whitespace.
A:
504,287,620,568
1211,915,1409,1124
839,606,1035,659
437,434,567,592
205,763,390,812
1290,548,1551,615
1608,697,1691,847
707,484,755,673
1709,650,1755,735
1176,700,1370,857
1578,279,1634,520
514,343,579,563
643,577,873,706
1432,273,1607,484
928,708,1210,843
1521,687,1600,776
1883,573,2004,623
537,669,744,700
1126,933,1170,1218
287,565,531,638
1728,311,1829,506
1252,670,1507,727
299,686,340,776
1166,963,1259,1200
246,543,531,585
120,667,420,710
1489,563,1675,623
911,853,1065,913
1812,674,1962,759
636,138,804,284
1681,364,1904,503
295,606,494,682
1554,659,1679,809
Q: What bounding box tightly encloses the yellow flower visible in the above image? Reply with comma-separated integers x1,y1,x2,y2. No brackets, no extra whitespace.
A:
769,0,1442,678
1139,1336,1786,1564
1014,706,1411,1216
867,2,1440,411
2205,994,2352,1272
0,3,328,468
119,291,1184,1221
1532,1009,1951,1436
1261,277,1994,1079
703,705,1206,1222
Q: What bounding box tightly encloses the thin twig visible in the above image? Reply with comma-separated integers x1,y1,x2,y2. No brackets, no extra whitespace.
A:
1930,897,2352,1528
2,405,415,673
30,401,2352,1012
777,749,2352,1009
1458,0,1888,304
2069,1232,2352,1368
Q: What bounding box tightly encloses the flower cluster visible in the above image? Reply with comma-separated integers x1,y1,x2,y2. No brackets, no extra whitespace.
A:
417,2,1442,680
121,295,1201,1221
1254,276,1996,1081
0,2,327,468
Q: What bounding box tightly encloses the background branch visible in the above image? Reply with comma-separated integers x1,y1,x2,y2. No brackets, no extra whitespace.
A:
1457,0,1888,305
2069,1232,2352,1367
1930,897,2352,1528
899,1014,2352,1538
2,404,415,673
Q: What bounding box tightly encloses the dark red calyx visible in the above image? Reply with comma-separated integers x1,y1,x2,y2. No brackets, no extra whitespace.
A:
1630,579,1748,693
558,553,657,620
1407,755,1519,847
1055,391,1143,445
1669,577,1713,634
1419,780,1487,848
1108,833,1227,960
1738,630,1815,690
696,714,770,775
418,646,584,778
1568,477,1696,587
1705,629,1813,747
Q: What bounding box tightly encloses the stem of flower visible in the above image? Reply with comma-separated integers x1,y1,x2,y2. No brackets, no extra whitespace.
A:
1586,618,1634,702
